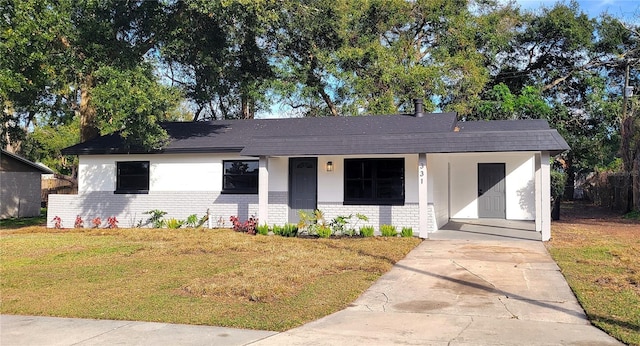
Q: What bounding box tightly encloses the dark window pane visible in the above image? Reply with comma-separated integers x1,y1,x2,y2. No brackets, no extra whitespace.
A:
345,179,373,199
224,161,259,175
116,161,149,193
376,179,404,199
222,160,259,194
344,158,404,205
345,161,362,179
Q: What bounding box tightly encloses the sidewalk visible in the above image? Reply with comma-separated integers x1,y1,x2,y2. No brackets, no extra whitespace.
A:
0,315,276,346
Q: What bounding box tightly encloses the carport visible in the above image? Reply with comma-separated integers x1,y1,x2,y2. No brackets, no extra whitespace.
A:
431,219,540,241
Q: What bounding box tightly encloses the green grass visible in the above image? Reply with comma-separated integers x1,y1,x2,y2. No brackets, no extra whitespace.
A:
548,219,640,345
0,209,47,229
623,210,640,220
0,226,421,331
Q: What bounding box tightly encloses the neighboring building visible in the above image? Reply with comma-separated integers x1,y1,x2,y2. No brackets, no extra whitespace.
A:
47,100,569,240
1,149,53,219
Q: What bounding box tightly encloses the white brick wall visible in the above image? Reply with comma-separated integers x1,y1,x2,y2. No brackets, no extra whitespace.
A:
268,191,288,226
47,191,290,229
318,202,431,236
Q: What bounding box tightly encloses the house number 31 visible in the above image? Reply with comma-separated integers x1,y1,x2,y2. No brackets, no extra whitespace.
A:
419,162,425,184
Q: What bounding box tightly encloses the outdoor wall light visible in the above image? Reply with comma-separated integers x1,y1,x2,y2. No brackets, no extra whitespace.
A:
326,161,334,172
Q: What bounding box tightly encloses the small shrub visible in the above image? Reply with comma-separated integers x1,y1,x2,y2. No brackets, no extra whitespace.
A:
52,216,62,229
272,224,283,236
74,215,84,228
328,213,369,236
91,217,102,228
330,215,350,235
359,226,374,237
165,218,184,229
352,213,369,231
185,214,199,228
380,224,397,237
256,223,269,235
401,227,413,237
298,209,327,236
316,225,332,238
183,213,208,228
107,216,119,229
281,223,298,237
143,209,167,228
229,215,258,235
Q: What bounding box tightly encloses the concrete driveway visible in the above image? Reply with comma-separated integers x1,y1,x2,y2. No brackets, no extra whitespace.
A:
2,239,622,345
254,239,622,345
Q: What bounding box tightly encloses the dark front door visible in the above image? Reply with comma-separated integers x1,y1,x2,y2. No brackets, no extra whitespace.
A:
478,163,506,218
289,158,317,222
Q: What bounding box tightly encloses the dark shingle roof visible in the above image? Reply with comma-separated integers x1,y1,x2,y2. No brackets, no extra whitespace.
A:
456,119,551,131
61,113,570,156
1,149,54,173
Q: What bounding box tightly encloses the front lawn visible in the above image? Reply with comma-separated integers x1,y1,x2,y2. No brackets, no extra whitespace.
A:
547,202,640,345
0,227,421,331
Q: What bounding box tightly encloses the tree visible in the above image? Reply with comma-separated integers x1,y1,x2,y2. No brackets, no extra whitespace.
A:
159,0,274,120
0,0,72,150
479,2,621,199
270,0,349,116
473,83,551,120
597,16,640,210
333,0,506,116
91,65,182,150
67,0,165,141
22,119,80,177
2,0,180,175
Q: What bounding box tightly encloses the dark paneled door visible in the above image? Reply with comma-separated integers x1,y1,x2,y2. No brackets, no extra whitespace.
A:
289,158,317,222
478,163,506,218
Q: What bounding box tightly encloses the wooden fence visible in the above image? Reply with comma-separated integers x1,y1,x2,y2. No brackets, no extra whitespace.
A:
584,171,633,213
41,174,78,207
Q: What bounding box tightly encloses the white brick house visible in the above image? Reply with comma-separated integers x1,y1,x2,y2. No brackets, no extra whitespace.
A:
48,100,569,240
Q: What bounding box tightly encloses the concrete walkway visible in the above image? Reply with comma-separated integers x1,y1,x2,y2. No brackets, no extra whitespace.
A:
1,239,622,345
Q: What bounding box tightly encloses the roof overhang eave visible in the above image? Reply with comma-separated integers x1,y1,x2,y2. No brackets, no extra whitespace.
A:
62,147,245,156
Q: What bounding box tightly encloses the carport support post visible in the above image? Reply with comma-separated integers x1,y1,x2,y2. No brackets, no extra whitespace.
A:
535,152,551,241
258,156,269,225
418,153,429,239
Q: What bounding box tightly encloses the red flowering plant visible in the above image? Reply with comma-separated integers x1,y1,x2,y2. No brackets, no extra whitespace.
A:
91,217,102,228
74,215,84,228
52,216,62,229
106,216,119,229
229,215,258,235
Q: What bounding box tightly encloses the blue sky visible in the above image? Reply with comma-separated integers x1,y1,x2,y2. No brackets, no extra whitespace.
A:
514,0,639,23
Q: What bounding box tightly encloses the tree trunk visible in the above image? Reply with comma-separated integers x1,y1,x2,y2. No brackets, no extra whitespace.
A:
551,197,561,220
307,56,338,116
241,94,254,119
80,73,99,142
620,115,634,172
633,142,640,211
563,155,575,200
318,88,338,116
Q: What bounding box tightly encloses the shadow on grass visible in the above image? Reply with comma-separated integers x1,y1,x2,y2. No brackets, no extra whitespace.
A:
591,314,640,332
0,210,47,229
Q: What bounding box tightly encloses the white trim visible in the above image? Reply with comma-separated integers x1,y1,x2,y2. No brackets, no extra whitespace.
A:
535,153,542,233
258,156,269,225
540,151,551,241
418,153,429,238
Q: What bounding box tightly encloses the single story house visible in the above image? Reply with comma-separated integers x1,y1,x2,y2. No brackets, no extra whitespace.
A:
48,100,569,240
1,149,53,219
